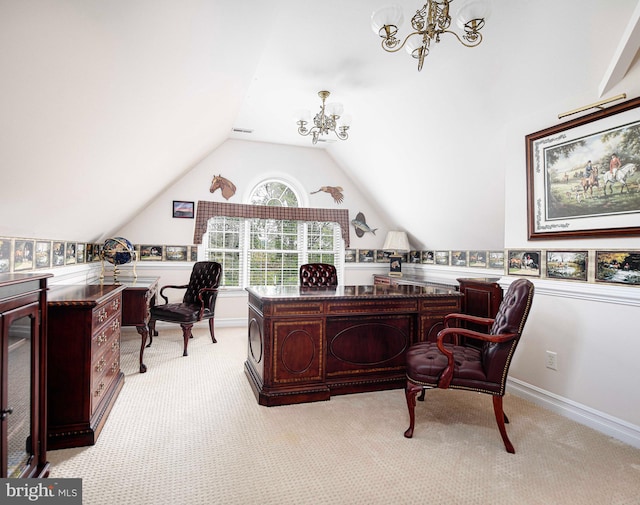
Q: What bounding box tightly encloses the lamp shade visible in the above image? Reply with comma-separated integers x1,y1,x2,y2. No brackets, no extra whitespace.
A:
371,5,405,34
456,0,491,29
382,231,410,252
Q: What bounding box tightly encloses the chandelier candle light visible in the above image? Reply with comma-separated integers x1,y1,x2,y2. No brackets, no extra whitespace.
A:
296,90,351,144
371,0,490,71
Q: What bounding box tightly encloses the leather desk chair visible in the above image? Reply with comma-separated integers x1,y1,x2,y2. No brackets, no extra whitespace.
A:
148,261,222,357
403,278,535,453
299,263,338,287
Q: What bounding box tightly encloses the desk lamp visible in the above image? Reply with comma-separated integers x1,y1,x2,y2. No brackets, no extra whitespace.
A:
382,231,410,277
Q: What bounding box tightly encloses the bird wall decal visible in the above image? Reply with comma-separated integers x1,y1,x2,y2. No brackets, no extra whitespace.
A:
310,186,344,204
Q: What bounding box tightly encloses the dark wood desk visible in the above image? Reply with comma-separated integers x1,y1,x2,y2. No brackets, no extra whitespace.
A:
245,284,462,406
105,277,159,373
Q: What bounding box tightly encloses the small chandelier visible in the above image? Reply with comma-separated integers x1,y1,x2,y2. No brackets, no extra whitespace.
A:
371,0,490,71
296,90,351,144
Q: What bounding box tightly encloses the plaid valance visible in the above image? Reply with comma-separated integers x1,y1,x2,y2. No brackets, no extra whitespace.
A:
193,201,350,247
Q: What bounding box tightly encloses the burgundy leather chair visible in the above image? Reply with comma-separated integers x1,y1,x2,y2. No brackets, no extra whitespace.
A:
148,261,222,357
403,278,534,453
299,263,338,287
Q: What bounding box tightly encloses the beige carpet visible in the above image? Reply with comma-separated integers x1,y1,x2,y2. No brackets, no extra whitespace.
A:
48,326,640,505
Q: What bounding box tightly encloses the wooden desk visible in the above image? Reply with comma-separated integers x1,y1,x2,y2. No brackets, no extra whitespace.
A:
245,284,462,406
47,284,126,449
102,277,159,373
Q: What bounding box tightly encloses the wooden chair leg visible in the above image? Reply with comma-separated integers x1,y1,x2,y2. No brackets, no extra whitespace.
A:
146,319,156,348
404,382,423,438
492,395,515,454
209,318,216,343
179,323,194,356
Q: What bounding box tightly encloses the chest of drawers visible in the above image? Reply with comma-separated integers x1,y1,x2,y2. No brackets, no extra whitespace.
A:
47,284,126,449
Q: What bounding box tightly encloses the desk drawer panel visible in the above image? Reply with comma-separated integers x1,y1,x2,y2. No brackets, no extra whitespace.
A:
92,318,121,357
419,297,460,313
271,302,324,317
92,294,122,331
327,299,417,315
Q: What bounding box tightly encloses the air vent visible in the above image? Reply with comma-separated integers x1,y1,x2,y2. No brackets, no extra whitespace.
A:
232,127,253,134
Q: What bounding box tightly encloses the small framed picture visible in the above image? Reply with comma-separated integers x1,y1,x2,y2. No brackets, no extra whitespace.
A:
358,249,375,263
14,240,34,271
508,250,541,277
35,241,52,269
451,251,467,267
435,251,450,265
65,242,77,265
409,251,422,264
75,243,85,264
344,249,357,263
165,245,188,261
375,250,391,263
469,250,487,268
52,241,65,266
488,251,505,270
173,200,194,219
421,251,434,264
546,251,588,281
595,251,640,285
189,246,198,262
0,239,10,272
140,245,163,261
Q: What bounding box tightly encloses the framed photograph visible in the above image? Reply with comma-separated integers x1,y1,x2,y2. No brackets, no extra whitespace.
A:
35,241,52,269
65,242,77,265
451,250,467,267
52,241,65,266
76,243,85,264
375,250,391,263
173,200,194,219
421,250,434,264
358,249,375,263
140,245,163,261
165,245,188,261
14,240,34,271
435,251,450,265
508,250,541,277
546,251,588,281
595,251,640,285
526,96,640,239
344,249,356,263
0,238,11,273
469,250,487,268
189,246,198,262
488,251,505,270
409,251,422,264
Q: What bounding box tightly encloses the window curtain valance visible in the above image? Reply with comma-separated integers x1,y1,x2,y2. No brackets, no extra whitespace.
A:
193,201,351,247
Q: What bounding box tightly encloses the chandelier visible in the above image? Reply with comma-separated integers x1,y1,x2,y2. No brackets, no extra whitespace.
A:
296,90,351,144
371,0,490,71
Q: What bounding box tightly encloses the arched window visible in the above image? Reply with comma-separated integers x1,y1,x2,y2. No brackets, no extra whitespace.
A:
204,179,342,287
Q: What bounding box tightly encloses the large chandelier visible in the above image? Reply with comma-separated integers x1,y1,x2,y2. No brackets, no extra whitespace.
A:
296,90,351,144
371,0,490,71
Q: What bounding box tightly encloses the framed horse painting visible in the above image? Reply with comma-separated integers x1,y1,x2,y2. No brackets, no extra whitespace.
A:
526,96,640,239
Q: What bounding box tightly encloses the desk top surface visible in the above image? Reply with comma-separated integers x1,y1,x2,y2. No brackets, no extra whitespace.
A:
246,284,461,301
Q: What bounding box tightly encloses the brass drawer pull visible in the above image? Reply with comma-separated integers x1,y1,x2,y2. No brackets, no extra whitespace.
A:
96,332,108,346
97,307,108,322
111,340,119,351
95,358,106,373
94,382,105,397
111,319,120,331
111,360,119,373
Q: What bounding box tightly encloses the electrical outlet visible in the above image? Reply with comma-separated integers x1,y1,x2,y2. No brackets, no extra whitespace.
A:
545,351,558,370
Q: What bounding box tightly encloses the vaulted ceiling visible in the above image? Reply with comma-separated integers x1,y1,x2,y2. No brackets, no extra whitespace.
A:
2,0,639,248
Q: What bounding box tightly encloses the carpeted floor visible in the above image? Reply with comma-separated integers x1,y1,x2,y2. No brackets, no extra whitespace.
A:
47,326,640,505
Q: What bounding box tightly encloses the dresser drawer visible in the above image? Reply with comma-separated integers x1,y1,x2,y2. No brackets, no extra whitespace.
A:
92,317,121,357
91,294,122,331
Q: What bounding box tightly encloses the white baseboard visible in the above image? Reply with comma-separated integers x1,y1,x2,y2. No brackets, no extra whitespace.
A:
508,377,640,449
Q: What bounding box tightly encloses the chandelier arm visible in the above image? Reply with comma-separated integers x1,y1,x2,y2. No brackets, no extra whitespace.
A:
441,29,483,48
380,31,424,53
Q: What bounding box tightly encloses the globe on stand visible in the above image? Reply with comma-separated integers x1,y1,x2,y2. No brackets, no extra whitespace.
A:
100,237,137,282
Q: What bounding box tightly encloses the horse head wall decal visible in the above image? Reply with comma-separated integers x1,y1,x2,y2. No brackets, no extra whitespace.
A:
210,175,237,200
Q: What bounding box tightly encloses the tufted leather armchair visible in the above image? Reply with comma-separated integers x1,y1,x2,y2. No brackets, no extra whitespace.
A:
299,263,338,287
403,278,534,453
148,261,222,357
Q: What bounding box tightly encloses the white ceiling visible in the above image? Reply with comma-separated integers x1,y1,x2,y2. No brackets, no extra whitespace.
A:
1,0,639,248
